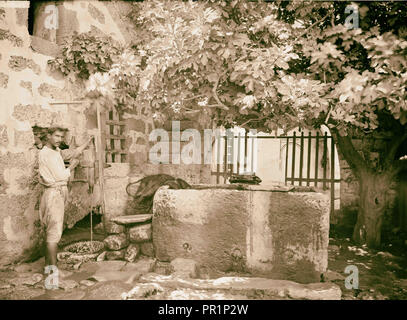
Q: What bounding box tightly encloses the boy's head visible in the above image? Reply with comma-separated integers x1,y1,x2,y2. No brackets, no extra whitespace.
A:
46,127,67,149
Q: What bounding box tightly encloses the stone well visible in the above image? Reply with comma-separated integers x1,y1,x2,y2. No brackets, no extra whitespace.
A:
152,184,330,283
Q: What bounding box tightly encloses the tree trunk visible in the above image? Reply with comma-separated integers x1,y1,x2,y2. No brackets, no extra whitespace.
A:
352,170,393,248
331,130,397,248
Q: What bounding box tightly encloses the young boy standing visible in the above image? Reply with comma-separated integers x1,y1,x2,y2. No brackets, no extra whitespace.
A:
38,127,92,276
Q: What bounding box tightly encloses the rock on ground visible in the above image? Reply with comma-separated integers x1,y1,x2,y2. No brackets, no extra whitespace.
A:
125,244,140,263
58,279,79,291
83,281,133,300
122,283,164,300
80,280,96,287
7,273,43,287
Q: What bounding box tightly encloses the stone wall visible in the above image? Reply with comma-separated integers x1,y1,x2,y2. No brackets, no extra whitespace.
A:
0,1,136,266
0,1,212,266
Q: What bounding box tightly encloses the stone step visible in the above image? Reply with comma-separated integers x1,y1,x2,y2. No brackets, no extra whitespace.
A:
110,214,152,225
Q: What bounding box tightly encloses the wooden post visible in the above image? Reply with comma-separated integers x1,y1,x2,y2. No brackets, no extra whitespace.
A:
216,137,220,184
285,136,289,185
323,132,328,190
315,132,319,187
307,132,312,186
299,132,304,186
95,101,106,218
330,136,335,217
244,131,248,173
291,131,296,186
224,135,228,183
237,132,241,175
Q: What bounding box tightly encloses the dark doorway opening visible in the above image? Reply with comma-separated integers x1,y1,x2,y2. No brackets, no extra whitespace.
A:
28,1,36,35
59,210,104,249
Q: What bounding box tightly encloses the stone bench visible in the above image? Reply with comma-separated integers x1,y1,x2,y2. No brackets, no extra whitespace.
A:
110,214,152,225
102,214,154,262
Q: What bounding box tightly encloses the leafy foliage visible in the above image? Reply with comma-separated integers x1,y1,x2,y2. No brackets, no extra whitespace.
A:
52,0,407,162
48,32,122,80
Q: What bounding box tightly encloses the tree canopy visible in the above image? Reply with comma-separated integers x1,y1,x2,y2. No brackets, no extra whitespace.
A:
50,0,407,246
74,1,407,140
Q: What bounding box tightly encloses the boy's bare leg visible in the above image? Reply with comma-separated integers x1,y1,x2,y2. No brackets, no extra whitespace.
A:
46,242,58,267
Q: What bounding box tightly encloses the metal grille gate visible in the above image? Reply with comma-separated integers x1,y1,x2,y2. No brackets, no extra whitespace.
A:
212,130,340,215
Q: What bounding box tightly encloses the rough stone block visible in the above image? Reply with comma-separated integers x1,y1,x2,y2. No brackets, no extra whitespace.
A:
38,83,66,99
0,29,23,47
19,80,32,93
125,244,140,263
140,242,155,257
0,72,9,88
128,223,152,243
104,221,125,234
153,187,330,283
104,234,128,251
8,56,41,74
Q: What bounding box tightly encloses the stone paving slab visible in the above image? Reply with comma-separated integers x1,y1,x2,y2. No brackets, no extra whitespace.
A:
138,274,342,300
110,214,152,225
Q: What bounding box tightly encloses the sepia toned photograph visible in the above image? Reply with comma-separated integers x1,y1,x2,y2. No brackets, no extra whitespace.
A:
0,0,406,305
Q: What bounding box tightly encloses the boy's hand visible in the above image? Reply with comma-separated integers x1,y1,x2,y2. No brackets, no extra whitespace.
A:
76,136,94,156
86,136,94,146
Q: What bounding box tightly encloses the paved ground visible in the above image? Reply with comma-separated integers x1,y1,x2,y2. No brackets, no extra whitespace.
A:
0,234,406,300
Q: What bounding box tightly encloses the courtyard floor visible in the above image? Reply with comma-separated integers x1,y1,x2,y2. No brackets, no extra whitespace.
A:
0,233,406,300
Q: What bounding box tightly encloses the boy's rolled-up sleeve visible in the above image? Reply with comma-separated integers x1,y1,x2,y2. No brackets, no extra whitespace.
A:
61,148,80,161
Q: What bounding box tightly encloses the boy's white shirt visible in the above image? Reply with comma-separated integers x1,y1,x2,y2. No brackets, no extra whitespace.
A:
38,146,71,187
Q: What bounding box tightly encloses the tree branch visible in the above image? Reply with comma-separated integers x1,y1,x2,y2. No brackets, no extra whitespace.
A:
211,76,229,110
330,128,369,178
240,116,268,128
293,12,331,43
184,94,205,101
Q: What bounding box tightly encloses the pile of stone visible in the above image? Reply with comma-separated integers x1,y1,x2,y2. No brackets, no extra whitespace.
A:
102,214,154,262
